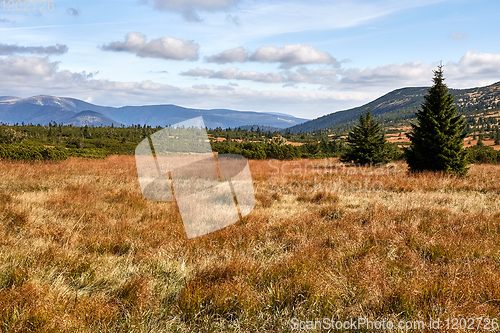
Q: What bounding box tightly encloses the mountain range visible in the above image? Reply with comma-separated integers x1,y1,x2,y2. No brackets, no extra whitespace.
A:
2,80,500,132
0,96,307,129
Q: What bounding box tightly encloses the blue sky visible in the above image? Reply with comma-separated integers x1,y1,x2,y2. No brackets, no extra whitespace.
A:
1,0,500,119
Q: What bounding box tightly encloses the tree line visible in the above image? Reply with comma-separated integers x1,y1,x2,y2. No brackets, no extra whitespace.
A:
0,122,350,161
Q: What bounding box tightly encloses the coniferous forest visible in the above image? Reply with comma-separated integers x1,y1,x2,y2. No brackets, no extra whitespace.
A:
1,117,500,163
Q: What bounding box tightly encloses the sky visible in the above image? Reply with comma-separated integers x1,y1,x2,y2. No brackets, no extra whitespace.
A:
0,0,500,119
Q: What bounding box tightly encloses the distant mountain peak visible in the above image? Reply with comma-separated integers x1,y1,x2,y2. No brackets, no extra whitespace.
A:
69,110,121,127
0,95,307,129
21,95,77,109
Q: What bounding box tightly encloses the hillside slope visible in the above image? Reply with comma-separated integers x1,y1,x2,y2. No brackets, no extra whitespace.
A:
287,81,500,133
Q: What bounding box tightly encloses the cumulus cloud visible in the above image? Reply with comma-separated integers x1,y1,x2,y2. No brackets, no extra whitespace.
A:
442,51,500,87
0,43,68,55
284,68,340,86
100,32,199,61
235,71,284,83
0,56,97,84
66,7,80,16
0,56,58,76
181,67,215,77
208,67,238,79
204,46,248,64
454,51,500,73
338,62,432,87
249,44,339,68
334,51,500,89
181,67,285,83
140,0,239,22
182,66,341,85
205,44,338,68
192,84,210,90
181,51,500,90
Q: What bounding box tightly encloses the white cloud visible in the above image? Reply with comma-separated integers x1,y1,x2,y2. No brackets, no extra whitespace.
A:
180,63,426,87
444,51,500,87
235,70,284,83
338,62,433,87
0,56,58,76
193,84,210,90
140,0,239,22
334,51,500,89
100,32,199,61
454,51,500,74
181,67,285,83
180,51,500,92
0,43,68,55
204,44,338,68
181,67,215,77
205,46,248,64
209,67,239,79
250,44,338,68
284,68,340,86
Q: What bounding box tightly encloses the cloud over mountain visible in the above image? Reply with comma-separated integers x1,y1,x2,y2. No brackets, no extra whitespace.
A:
205,44,338,68
100,32,199,61
204,46,247,64
249,44,339,68
180,67,285,83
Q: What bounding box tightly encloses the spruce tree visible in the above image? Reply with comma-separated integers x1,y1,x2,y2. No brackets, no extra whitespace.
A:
404,65,468,174
476,134,484,146
340,109,391,164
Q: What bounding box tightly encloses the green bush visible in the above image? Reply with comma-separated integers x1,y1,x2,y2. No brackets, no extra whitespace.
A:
66,148,108,159
466,146,500,164
0,142,68,161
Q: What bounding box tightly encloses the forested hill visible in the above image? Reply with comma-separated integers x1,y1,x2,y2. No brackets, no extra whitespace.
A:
287,81,500,133
0,95,307,129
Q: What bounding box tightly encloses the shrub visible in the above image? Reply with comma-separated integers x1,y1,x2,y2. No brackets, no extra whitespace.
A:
0,142,68,161
0,126,27,144
466,146,499,164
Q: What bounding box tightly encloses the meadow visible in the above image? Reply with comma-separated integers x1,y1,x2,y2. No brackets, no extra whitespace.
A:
1,156,500,332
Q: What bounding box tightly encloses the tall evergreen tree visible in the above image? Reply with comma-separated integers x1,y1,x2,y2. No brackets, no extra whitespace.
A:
404,65,468,174
340,109,391,164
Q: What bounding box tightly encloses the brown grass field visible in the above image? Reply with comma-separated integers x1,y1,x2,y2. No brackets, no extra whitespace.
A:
1,156,500,332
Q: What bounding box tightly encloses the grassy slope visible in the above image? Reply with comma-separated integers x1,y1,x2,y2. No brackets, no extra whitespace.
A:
1,157,500,331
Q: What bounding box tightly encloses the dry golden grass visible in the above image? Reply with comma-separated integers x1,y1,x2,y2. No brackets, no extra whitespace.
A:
1,156,500,332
